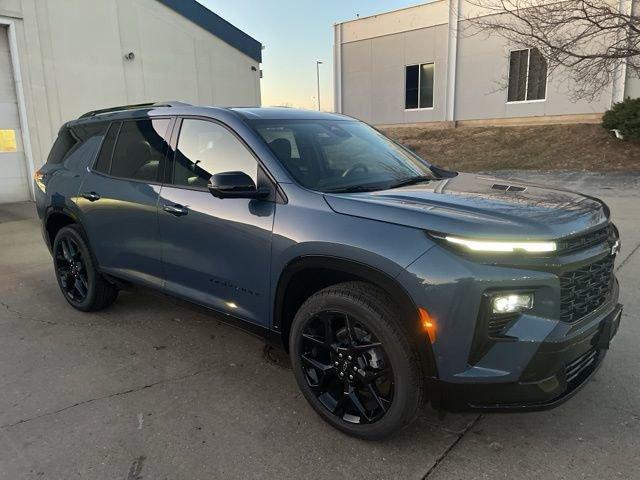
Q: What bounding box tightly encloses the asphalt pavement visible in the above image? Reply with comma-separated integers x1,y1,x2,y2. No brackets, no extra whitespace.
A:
0,172,638,479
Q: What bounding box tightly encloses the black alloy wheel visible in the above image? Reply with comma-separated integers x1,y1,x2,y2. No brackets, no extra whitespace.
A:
55,235,89,303
290,282,424,440
299,311,394,424
52,225,118,312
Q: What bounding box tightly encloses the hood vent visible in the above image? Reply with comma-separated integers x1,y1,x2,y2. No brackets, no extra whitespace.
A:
492,183,527,193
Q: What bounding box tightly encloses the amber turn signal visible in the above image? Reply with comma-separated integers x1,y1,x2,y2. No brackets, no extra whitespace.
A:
418,307,437,344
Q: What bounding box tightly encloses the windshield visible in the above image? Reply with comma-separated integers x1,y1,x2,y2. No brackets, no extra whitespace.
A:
250,119,437,192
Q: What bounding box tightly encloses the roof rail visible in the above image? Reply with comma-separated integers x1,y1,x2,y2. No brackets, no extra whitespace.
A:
79,101,191,119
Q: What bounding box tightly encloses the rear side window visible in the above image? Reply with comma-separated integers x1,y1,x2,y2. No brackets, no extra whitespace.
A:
47,128,78,164
93,123,120,174
97,119,170,182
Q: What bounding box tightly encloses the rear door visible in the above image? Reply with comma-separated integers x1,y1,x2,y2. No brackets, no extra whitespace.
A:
77,117,172,288
158,117,276,326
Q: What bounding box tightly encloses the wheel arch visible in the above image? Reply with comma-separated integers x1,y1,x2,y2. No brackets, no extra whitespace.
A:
44,206,91,252
273,255,438,378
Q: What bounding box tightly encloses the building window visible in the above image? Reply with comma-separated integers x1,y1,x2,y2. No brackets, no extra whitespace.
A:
405,63,434,109
507,48,547,102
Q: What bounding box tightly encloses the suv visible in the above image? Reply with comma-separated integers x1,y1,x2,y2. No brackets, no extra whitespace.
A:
35,102,622,439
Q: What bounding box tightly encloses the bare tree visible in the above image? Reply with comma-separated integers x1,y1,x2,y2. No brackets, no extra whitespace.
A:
464,0,639,101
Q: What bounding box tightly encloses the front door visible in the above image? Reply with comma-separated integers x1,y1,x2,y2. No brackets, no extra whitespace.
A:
158,118,275,326
78,118,171,288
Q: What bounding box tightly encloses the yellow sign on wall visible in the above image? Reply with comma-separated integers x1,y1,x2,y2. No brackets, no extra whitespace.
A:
0,129,18,152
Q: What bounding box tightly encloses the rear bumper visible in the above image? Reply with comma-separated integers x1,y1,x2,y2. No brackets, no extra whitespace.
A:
435,304,622,412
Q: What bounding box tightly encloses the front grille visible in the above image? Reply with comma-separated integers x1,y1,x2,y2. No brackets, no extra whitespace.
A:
557,225,613,254
560,256,615,322
565,348,599,384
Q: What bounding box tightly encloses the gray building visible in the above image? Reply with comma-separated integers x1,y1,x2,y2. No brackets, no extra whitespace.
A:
333,0,638,127
0,0,262,203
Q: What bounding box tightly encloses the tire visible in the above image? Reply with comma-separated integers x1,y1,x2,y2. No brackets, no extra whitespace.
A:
52,225,118,312
289,281,424,440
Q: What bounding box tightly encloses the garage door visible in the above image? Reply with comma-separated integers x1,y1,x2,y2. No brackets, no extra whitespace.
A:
0,26,29,203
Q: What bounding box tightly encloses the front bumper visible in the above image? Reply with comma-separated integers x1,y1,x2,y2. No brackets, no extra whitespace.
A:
398,238,623,413
436,303,622,412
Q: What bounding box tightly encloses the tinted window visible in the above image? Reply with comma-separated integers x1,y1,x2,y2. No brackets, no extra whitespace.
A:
172,119,258,188
405,65,419,109
405,63,434,109
49,123,109,172
109,119,170,182
508,48,547,102
508,49,529,102
527,49,548,100
93,123,120,174
47,127,78,164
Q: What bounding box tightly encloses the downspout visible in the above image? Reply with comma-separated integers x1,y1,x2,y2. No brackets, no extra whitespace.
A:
611,0,633,105
333,23,343,114
445,0,461,123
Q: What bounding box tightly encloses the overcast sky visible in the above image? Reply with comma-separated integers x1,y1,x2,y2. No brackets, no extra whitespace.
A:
198,1,417,110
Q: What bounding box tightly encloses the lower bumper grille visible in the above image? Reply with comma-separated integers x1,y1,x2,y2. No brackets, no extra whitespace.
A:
560,256,615,322
565,348,599,384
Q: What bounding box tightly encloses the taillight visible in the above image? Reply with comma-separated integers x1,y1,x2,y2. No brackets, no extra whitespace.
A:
34,168,46,192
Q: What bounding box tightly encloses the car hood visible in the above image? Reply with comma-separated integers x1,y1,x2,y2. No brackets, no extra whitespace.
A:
323,173,609,240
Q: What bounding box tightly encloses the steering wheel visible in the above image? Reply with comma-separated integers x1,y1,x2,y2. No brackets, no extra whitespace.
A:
342,163,369,178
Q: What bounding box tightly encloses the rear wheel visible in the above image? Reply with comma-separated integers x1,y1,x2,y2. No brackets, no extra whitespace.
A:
290,281,424,440
53,225,118,311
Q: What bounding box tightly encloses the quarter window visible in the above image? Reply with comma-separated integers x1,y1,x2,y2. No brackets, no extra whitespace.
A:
507,48,547,102
107,119,170,182
93,123,120,174
405,63,434,109
172,119,258,189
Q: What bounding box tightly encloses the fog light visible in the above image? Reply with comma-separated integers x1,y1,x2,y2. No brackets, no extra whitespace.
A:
492,293,533,314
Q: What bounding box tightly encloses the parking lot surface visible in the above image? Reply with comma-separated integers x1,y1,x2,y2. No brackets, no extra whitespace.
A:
0,172,638,479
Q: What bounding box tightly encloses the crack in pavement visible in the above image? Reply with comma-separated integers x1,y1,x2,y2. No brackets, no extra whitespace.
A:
0,367,213,430
0,301,57,326
422,414,482,479
616,242,640,273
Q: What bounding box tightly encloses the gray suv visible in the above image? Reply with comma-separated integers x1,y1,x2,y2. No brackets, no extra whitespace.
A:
35,102,622,439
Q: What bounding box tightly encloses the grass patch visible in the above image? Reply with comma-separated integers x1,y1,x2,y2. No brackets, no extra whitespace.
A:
381,123,640,172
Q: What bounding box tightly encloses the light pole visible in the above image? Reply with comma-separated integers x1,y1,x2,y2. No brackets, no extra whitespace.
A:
316,61,323,111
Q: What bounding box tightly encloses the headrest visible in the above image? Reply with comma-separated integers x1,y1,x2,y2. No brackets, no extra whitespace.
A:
269,138,292,160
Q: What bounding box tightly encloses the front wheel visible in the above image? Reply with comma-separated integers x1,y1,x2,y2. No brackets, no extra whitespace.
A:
289,281,424,440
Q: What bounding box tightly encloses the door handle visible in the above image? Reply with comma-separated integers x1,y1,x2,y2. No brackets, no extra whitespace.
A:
81,191,101,202
163,204,188,216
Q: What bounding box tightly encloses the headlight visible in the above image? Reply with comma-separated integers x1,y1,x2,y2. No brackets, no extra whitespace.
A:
492,293,533,314
444,235,556,253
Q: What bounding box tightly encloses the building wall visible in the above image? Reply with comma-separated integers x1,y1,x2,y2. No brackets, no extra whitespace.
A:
341,24,449,125
335,0,627,126
0,0,261,200
454,20,611,121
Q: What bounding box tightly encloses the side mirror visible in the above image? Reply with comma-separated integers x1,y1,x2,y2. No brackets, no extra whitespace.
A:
207,171,270,200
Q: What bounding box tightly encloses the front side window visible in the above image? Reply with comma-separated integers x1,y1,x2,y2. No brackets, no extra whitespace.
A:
172,119,258,189
252,120,436,193
405,63,434,109
507,48,548,102
96,119,170,182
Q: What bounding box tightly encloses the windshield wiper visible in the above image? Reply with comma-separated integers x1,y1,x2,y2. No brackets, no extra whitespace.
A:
387,175,433,190
324,184,386,193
